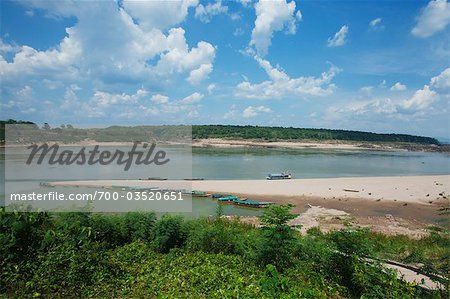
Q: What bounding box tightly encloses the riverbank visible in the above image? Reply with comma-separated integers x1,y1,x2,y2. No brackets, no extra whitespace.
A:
51,175,449,204
50,175,449,225
2,138,449,152
193,138,449,152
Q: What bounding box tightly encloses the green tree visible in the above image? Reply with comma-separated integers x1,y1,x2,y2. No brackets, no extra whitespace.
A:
257,204,299,271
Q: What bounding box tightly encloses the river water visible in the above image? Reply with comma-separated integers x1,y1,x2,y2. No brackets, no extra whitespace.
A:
2,146,449,216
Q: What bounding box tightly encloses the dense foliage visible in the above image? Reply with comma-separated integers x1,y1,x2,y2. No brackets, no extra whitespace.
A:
1,120,440,145
1,205,448,298
192,125,440,145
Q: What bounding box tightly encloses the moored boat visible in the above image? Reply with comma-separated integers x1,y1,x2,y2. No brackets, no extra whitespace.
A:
266,172,292,180
191,190,209,197
233,199,273,208
217,196,239,203
211,193,232,198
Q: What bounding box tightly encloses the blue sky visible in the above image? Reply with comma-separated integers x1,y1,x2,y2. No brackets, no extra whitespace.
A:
1,0,449,138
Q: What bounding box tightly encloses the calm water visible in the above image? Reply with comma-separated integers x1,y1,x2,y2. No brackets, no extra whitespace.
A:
2,146,449,216
192,147,450,179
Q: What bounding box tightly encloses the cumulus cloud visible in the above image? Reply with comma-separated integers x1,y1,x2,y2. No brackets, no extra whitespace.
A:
187,63,213,85
411,0,450,38
179,92,204,104
326,67,450,125
400,85,437,110
151,94,169,104
430,67,450,91
122,0,198,30
327,25,349,47
329,85,441,123
92,88,148,108
154,29,216,82
390,82,407,91
242,105,272,118
0,1,216,90
236,55,340,99
250,0,299,56
195,0,228,23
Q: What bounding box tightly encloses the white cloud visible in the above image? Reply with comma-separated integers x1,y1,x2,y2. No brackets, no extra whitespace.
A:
207,83,216,95
250,0,299,56
430,67,450,91
195,0,228,23
328,84,439,123
236,56,340,99
0,39,18,53
390,82,407,91
92,88,148,108
369,17,383,29
187,63,213,85
155,29,216,82
179,92,204,104
151,94,169,104
243,105,272,118
122,0,198,30
327,25,349,47
400,85,437,110
138,105,160,116
1,2,216,89
411,0,450,38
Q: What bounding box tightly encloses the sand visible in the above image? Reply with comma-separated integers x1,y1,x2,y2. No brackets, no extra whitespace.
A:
52,175,449,204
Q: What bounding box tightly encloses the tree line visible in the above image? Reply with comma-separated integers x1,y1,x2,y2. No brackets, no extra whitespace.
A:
1,120,440,145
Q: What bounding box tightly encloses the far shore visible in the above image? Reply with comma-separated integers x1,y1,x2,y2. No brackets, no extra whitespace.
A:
1,138,448,152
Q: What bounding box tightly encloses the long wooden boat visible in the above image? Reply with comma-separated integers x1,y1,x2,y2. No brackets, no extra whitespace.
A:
217,196,239,203
233,199,273,208
211,193,232,198
266,172,292,180
191,190,209,197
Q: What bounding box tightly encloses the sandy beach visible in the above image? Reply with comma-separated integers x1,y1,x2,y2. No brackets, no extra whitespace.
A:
52,175,449,204
46,175,449,237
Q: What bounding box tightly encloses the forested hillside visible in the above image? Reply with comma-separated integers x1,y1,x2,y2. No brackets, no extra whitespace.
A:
192,125,440,145
0,120,440,145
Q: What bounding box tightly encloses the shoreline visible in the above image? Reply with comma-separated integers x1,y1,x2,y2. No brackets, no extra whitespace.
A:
48,175,449,234
1,138,448,152
51,175,450,205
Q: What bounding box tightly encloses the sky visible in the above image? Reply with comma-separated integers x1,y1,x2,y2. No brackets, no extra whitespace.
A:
0,0,449,139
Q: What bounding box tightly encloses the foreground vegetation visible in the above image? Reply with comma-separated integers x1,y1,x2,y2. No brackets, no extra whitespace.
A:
1,120,440,145
1,205,448,298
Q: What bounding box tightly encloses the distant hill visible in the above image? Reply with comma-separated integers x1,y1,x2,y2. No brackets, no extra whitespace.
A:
0,120,440,146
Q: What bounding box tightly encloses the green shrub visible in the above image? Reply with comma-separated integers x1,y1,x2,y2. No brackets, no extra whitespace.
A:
153,214,187,253
257,204,299,270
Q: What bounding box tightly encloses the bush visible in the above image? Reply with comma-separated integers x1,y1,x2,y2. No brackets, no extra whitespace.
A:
153,214,187,253
257,204,299,270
